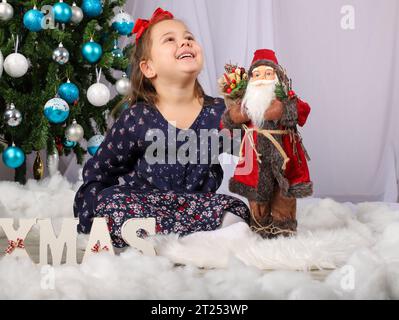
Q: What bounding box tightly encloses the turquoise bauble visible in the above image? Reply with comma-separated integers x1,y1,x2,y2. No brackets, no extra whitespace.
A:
2,146,25,169
111,12,134,36
63,138,77,149
58,81,79,104
87,134,104,156
82,0,102,18
82,40,103,64
111,46,123,58
43,98,70,124
121,102,129,111
23,7,44,32
53,1,72,23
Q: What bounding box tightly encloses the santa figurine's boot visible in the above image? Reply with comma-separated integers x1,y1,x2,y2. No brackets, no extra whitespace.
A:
248,200,274,238
270,187,297,238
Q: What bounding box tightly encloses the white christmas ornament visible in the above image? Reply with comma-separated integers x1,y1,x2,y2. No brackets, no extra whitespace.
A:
115,73,131,96
87,68,110,107
4,53,29,78
87,83,110,107
4,36,28,78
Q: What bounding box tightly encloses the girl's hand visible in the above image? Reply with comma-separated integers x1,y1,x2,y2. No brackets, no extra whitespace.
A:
264,99,283,121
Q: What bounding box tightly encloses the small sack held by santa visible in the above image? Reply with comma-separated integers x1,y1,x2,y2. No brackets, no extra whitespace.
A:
219,49,313,239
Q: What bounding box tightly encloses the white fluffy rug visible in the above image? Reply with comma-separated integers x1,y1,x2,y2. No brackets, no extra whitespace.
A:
0,174,399,299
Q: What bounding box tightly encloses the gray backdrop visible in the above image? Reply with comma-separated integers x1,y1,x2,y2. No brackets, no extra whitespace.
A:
1,0,398,203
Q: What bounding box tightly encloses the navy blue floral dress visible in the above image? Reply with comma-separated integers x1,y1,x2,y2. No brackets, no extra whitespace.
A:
73,96,250,247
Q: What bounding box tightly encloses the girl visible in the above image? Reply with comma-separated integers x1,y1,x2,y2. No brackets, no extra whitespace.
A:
73,8,250,248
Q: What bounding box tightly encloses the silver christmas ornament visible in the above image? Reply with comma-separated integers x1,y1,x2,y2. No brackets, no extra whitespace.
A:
52,42,69,65
0,0,14,21
71,2,83,24
3,103,22,127
115,73,131,96
0,49,3,79
47,148,59,176
65,119,84,142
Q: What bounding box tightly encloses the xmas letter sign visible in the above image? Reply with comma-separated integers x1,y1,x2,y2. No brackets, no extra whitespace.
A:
0,217,156,265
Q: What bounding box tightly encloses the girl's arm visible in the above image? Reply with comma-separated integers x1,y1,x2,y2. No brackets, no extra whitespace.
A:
73,107,144,233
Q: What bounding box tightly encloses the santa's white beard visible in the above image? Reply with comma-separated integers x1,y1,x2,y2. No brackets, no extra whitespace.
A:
241,78,278,128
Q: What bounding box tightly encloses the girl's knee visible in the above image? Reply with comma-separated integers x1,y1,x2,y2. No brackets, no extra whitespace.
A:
94,186,126,214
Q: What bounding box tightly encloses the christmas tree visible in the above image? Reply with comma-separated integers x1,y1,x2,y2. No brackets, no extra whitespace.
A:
0,0,133,184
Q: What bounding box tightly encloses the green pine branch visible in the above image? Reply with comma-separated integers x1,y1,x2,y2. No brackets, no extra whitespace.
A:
0,0,131,183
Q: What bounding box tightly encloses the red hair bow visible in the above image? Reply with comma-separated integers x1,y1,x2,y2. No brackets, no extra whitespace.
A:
132,7,174,45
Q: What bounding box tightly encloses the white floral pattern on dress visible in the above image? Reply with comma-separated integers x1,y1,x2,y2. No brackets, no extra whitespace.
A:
73,97,249,240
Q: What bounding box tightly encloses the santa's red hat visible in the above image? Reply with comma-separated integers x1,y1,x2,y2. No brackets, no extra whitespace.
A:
251,49,278,65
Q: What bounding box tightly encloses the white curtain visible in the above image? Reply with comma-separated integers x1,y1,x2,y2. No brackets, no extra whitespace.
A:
272,0,399,202
1,0,398,203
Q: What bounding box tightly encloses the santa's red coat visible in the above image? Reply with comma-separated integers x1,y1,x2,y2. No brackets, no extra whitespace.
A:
220,98,313,201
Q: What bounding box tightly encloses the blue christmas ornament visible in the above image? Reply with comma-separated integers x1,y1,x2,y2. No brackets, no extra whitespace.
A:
112,46,123,58
53,1,72,23
82,39,103,64
82,0,103,18
121,102,129,111
43,98,70,124
112,12,134,36
63,139,77,148
2,145,25,169
87,134,105,156
58,81,79,104
23,7,44,32
111,40,123,58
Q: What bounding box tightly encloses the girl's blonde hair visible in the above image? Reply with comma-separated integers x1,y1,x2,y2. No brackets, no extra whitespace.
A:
112,17,204,118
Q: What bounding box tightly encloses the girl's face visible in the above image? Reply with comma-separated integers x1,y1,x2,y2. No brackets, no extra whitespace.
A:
143,19,204,83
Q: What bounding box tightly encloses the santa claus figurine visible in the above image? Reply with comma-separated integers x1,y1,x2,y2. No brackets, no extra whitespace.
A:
221,49,313,238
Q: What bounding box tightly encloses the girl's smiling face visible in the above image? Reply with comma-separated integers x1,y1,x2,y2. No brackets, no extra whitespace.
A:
141,19,204,82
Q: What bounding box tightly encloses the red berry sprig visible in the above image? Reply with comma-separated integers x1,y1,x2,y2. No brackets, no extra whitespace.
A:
288,90,296,99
